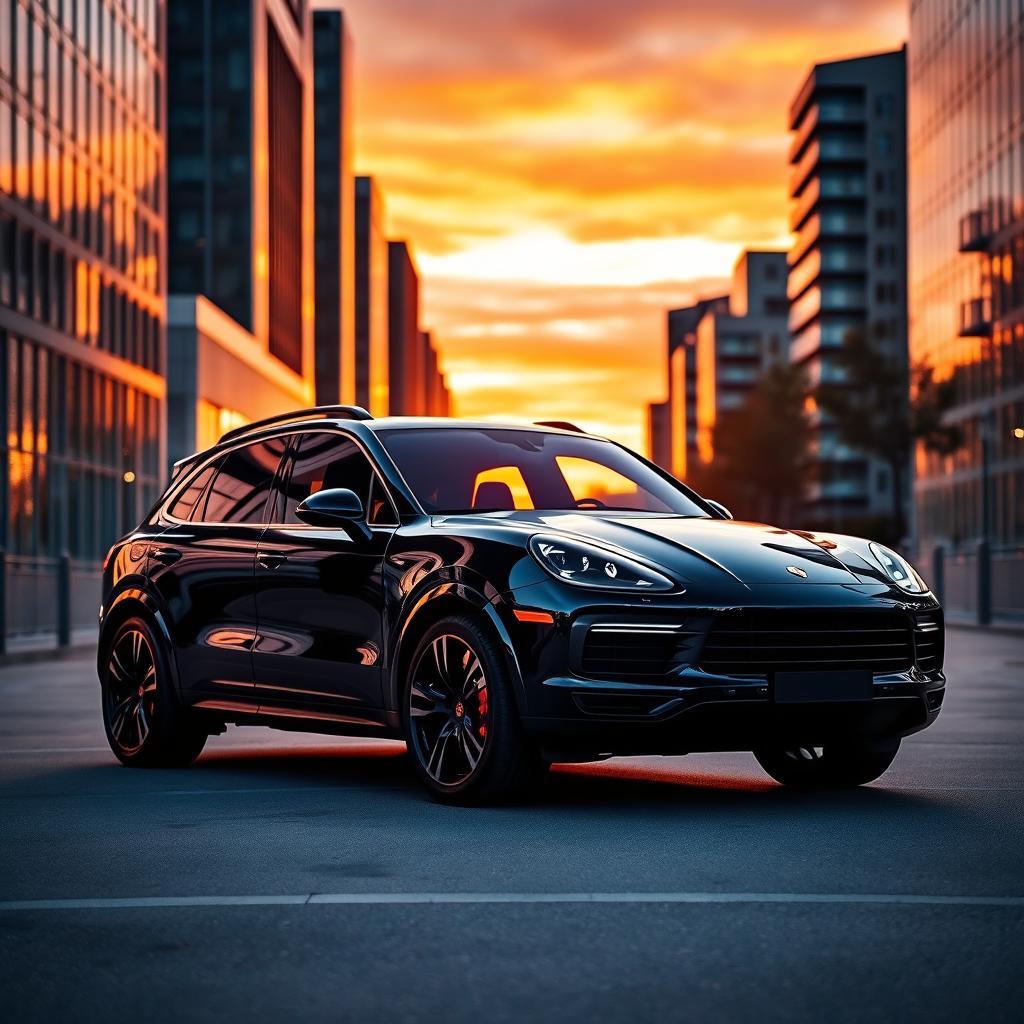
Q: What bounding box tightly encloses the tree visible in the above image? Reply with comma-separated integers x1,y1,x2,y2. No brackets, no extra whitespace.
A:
692,363,812,525
815,326,963,544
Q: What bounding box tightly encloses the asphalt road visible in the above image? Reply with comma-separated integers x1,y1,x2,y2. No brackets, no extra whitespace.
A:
1,626,1023,1023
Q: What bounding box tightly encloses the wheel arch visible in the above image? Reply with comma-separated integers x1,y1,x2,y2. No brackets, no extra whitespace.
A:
98,588,177,689
387,582,527,722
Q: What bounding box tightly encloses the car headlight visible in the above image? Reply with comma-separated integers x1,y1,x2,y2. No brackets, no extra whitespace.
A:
868,542,928,593
528,534,675,591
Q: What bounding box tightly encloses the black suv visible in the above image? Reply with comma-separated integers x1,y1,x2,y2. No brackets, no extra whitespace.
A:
98,406,945,802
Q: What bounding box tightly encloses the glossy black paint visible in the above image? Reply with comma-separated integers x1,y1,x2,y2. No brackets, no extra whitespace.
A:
99,416,945,760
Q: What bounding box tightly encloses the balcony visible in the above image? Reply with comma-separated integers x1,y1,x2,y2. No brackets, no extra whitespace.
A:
789,101,866,163
958,297,992,337
789,136,867,197
959,210,993,253
789,283,867,335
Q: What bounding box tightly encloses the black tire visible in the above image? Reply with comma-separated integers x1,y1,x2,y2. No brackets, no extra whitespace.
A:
754,739,900,789
402,614,547,804
100,615,208,768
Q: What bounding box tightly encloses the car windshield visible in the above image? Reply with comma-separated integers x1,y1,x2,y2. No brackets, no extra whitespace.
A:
375,427,710,516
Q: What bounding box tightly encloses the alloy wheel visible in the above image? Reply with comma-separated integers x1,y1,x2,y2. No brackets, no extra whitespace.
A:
785,746,824,762
105,628,158,755
408,634,490,787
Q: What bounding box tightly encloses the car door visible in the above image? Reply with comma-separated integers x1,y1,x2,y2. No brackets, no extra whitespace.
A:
148,436,287,709
252,430,396,724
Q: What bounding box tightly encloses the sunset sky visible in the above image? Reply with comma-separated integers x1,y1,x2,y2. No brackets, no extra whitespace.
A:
337,0,907,452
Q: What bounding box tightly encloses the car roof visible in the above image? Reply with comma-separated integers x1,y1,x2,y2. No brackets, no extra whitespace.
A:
169,415,606,478
363,416,604,438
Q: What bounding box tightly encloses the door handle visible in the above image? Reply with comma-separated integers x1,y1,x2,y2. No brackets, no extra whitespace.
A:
151,547,182,565
257,552,287,570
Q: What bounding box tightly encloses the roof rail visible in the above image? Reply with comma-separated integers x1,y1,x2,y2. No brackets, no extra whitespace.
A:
534,420,586,434
219,405,373,444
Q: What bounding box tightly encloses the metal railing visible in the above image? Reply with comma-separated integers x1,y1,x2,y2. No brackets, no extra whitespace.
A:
0,551,101,654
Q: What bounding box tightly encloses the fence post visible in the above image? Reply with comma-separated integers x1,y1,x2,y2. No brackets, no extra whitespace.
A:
976,539,992,626
931,544,945,606
57,550,71,648
0,547,6,656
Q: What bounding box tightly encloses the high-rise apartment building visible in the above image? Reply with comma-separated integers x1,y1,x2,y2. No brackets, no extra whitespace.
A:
166,0,316,462
694,251,789,464
311,3,353,405
387,240,421,415
1,0,166,638
787,48,908,528
354,175,389,415
908,0,1023,615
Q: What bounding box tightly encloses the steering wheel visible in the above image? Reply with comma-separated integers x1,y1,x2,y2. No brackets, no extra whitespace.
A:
574,497,607,509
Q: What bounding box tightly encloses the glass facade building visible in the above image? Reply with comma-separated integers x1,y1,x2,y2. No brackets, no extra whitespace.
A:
909,0,1024,559
0,0,166,637
165,0,317,466
787,49,908,528
167,0,314,383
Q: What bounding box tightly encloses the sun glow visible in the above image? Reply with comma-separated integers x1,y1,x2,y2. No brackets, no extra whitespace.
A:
339,0,908,453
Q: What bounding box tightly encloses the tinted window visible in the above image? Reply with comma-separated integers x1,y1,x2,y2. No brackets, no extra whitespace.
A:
376,428,709,516
200,438,286,524
168,463,216,520
281,433,374,525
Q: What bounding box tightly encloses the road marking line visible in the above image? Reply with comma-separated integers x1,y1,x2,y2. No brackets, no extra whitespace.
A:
0,746,111,754
0,892,1022,912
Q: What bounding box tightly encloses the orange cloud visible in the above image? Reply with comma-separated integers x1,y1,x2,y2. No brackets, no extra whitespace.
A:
334,0,907,454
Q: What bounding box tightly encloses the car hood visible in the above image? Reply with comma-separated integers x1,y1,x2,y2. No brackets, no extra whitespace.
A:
441,511,880,587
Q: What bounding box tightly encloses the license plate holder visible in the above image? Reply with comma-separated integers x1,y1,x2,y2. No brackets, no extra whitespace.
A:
773,670,873,703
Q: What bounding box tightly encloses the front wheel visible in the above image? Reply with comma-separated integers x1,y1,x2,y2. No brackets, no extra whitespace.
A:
402,615,547,804
753,739,900,788
101,616,207,768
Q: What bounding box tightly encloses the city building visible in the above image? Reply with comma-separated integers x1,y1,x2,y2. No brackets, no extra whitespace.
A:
908,0,1024,617
166,294,313,462
419,330,451,417
694,251,789,464
166,0,316,462
787,48,908,527
387,240,421,415
1,0,166,638
646,401,670,469
354,175,389,415
664,295,728,479
311,3,354,405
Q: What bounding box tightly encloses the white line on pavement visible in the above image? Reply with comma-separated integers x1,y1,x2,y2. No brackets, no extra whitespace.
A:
1,892,1022,912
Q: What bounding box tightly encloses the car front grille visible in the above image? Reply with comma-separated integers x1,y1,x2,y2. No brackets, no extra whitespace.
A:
699,609,915,677
579,623,699,681
913,610,944,673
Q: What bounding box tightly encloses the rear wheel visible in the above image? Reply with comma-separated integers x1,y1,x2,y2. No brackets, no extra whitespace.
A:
101,616,207,768
402,615,547,804
754,739,900,788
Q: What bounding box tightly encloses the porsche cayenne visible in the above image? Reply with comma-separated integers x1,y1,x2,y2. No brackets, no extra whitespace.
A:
98,406,945,802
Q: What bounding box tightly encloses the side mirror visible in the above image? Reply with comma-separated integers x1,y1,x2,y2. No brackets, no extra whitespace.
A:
294,488,372,541
706,499,733,520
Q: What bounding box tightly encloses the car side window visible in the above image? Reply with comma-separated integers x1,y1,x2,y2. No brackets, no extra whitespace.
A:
367,474,399,527
199,438,288,525
281,433,374,525
167,463,217,521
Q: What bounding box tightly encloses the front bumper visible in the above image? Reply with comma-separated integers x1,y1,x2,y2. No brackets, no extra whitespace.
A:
521,670,944,758
499,581,946,759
